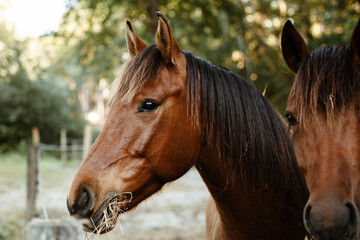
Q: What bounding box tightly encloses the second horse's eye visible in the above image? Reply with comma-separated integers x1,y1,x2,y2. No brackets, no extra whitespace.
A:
284,112,298,126
139,100,160,112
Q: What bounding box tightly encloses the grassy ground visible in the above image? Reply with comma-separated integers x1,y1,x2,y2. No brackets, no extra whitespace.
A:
0,152,26,187
0,151,80,187
0,151,81,240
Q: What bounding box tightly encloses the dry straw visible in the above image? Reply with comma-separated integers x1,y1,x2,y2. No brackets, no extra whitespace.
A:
84,192,133,240
304,235,316,240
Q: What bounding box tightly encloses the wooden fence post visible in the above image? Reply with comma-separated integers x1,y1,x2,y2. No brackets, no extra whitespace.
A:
82,124,92,160
26,146,38,222
60,129,67,164
26,127,40,222
32,127,40,147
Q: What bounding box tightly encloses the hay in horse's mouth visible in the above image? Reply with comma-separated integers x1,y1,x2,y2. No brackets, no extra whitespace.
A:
304,234,317,240
84,192,133,236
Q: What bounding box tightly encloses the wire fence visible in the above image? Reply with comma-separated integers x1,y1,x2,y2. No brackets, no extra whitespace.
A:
40,142,83,152
34,140,83,219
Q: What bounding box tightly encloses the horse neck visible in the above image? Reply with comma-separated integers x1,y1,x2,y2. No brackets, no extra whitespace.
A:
196,145,306,239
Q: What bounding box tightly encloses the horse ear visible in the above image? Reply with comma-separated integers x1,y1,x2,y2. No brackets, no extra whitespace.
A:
350,18,360,64
156,12,182,65
281,20,308,73
126,20,147,58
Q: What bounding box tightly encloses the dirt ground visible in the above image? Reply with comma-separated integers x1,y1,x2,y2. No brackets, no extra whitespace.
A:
0,158,210,240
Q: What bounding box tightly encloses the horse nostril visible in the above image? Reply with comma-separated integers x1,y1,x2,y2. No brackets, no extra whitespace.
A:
346,201,358,228
303,202,312,231
77,188,90,209
68,187,94,217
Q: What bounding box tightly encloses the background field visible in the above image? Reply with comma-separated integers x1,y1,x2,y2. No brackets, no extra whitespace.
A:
0,152,209,240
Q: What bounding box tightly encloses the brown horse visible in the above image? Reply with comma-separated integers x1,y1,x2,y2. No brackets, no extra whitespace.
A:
67,12,309,240
282,19,360,240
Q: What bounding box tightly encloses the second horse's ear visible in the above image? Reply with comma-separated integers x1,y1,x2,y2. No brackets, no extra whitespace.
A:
281,20,308,73
126,20,147,58
350,18,360,64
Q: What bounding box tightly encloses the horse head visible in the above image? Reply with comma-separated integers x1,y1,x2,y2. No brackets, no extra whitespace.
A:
282,19,360,240
67,12,202,233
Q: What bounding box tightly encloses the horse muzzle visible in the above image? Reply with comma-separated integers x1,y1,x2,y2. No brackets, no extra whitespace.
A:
67,188,133,234
304,198,359,240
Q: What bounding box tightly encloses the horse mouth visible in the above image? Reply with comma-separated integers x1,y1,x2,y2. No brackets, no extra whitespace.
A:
83,192,133,234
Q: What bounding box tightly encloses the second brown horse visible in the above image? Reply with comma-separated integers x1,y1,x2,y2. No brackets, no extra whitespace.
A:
282,19,360,240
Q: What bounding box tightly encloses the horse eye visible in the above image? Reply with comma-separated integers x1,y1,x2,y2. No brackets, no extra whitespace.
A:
139,100,159,113
284,112,298,126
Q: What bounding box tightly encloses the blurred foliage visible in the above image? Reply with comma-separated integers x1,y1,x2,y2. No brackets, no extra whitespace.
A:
0,21,84,151
57,0,360,112
0,76,84,148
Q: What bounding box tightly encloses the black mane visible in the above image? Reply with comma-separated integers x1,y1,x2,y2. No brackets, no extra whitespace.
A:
184,51,308,210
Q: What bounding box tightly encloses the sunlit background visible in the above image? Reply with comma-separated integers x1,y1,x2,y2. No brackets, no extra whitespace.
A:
0,0,359,239
2,0,66,37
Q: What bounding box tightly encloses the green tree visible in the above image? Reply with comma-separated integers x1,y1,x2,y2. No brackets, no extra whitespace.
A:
0,20,84,150
57,0,360,112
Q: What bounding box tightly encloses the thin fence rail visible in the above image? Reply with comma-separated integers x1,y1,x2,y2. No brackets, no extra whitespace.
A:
40,143,83,152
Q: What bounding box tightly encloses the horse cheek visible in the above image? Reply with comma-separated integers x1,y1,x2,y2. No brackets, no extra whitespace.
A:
150,113,200,181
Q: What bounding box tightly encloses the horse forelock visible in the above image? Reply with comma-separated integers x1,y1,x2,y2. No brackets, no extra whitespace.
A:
110,44,163,104
290,45,360,126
